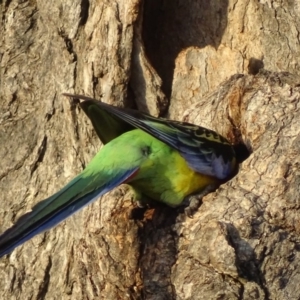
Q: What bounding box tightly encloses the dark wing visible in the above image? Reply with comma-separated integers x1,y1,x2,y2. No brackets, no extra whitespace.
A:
79,99,134,144
63,93,237,180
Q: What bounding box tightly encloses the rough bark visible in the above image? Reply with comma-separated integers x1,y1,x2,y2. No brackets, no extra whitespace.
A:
0,0,300,299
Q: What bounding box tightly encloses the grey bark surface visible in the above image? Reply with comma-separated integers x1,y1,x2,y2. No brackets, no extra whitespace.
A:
0,0,299,299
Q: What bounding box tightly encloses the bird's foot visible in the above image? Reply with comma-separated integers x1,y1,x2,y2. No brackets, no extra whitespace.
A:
183,183,220,218
183,194,202,218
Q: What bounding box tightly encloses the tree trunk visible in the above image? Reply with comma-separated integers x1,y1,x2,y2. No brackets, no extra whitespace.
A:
0,0,299,299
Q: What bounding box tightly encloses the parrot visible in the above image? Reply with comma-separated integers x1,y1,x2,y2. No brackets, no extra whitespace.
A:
0,93,240,258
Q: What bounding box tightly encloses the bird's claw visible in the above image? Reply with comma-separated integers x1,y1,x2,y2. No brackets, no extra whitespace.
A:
183,183,220,218
183,195,202,218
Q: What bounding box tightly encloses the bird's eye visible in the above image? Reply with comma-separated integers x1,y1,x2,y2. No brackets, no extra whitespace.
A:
141,146,151,156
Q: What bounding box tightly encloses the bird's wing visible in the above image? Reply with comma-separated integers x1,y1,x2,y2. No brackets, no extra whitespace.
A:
64,93,237,180
79,99,134,144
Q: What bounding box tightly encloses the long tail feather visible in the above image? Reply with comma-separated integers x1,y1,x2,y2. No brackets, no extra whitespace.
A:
0,168,138,257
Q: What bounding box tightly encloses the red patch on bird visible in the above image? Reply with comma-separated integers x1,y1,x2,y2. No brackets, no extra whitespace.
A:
124,169,140,183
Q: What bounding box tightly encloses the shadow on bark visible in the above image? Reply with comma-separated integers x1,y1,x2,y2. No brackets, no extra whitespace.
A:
136,206,179,299
142,0,229,99
226,223,270,298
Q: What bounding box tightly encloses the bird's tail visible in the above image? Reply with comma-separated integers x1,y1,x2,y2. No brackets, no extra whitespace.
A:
0,168,138,258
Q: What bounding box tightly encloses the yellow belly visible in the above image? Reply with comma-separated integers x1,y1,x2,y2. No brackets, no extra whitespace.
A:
162,151,217,205
131,148,218,207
